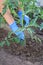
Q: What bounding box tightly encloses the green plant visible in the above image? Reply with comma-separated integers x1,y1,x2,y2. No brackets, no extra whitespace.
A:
0,0,43,46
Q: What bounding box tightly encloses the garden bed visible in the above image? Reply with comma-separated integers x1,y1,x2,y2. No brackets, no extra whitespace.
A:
0,28,43,65
0,0,43,64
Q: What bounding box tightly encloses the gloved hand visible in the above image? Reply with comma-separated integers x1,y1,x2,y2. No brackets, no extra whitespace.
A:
18,10,30,27
10,21,25,40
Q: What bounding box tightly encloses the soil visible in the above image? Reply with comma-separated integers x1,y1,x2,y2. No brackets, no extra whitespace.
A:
0,28,43,65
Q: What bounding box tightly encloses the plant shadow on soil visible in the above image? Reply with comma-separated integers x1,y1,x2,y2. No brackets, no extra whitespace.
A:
0,28,43,63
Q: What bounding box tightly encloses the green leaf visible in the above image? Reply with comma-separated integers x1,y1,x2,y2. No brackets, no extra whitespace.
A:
2,5,7,15
40,23,43,30
5,37,10,46
27,28,35,39
8,32,13,38
6,40,10,46
0,41,5,47
14,37,20,43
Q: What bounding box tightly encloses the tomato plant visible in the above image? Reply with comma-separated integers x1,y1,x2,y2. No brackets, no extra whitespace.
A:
0,0,43,46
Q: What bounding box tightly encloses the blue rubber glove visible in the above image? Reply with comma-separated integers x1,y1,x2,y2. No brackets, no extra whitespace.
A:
9,21,25,40
18,10,30,27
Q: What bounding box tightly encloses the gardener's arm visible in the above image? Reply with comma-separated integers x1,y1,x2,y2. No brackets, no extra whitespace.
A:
0,1,25,40
2,9,24,40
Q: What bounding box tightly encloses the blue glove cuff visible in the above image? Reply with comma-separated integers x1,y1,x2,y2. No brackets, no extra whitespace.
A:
9,21,18,33
9,21,25,40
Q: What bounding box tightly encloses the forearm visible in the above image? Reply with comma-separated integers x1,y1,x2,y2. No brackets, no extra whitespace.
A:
3,9,14,25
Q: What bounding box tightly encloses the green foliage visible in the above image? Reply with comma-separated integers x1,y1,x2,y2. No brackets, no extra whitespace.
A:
0,0,43,46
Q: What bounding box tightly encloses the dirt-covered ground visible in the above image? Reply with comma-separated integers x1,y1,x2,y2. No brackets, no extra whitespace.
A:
0,28,43,65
